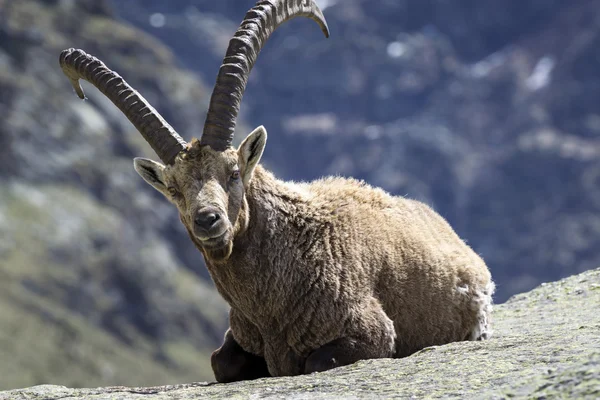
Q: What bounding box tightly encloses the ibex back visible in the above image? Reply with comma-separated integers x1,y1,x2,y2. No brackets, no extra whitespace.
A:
59,0,494,382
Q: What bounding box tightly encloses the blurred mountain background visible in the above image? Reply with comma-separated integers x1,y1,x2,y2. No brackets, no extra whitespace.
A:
1,0,599,390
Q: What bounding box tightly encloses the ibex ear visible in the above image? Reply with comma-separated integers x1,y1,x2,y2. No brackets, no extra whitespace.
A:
133,157,168,196
238,125,267,187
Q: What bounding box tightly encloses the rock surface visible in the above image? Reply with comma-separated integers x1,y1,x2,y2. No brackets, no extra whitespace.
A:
4,268,599,399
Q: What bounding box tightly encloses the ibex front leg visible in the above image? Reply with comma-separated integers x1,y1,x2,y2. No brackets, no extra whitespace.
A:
304,297,396,373
211,310,270,383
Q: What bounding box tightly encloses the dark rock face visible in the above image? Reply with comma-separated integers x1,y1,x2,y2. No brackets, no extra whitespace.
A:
112,0,600,301
3,268,599,399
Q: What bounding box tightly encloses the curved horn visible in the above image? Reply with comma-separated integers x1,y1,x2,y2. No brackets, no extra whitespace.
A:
201,0,330,151
59,48,187,165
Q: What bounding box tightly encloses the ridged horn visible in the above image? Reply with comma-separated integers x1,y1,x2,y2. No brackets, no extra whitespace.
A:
200,0,330,151
59,48,187,165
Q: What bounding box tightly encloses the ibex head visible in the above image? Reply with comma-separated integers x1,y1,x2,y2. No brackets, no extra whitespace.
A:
60,0,329,261
133,130,267,261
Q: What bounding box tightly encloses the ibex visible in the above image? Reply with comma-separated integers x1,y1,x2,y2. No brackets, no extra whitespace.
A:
59,0,494,383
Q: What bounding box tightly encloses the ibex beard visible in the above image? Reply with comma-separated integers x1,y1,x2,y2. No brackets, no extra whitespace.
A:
59,0,494,384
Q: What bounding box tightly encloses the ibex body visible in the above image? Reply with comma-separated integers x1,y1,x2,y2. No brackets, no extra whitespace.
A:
60,0,494,382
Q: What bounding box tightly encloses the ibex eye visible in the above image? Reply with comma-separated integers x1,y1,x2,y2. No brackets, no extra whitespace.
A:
167,187,178,197
231,170,240,180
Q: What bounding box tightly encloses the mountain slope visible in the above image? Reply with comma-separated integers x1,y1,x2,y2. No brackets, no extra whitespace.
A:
0,0,227,389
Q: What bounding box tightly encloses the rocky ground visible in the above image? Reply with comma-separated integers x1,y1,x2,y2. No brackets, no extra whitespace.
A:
4,268,599,399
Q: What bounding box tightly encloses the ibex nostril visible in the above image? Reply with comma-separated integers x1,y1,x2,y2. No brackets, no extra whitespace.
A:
195,209,221,231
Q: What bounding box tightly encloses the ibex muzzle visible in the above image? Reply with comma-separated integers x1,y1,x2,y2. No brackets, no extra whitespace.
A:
195,207,222,236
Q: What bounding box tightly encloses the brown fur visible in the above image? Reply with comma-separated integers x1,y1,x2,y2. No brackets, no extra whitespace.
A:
134,128,494,379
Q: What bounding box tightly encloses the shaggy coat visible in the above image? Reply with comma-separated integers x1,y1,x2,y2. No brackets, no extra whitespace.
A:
156,141,495,377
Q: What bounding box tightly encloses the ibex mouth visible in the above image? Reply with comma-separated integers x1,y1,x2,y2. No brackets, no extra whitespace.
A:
199,230,234,262
199,230,231,249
